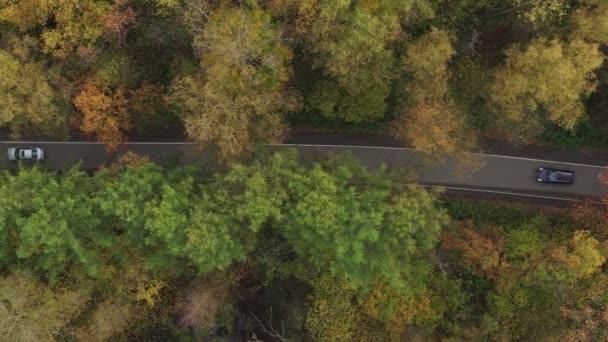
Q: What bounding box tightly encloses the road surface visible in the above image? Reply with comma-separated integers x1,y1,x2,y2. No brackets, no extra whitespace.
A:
1,140,607,203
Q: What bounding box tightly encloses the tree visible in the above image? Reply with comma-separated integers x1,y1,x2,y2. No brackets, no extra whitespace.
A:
72,80,131,150
391,101,474,156
181,150,297,272
0,50,66,138
297,0,406,122
570,0,608,44
441,221,506,280
170,2,298,160
401,28,455,105
571,199,608,240
96,156,257,273
455,218,608,341
392,28,477,158
360,280,439,338
280,161,448,292
513,0,570,26
103,0,137,42
306,274,386,342
0,271,86,342
41,0,111,59
0,0,54,32
549,230,607,281
0,167,106,282
488,38,603,140
74,298,136,341
560,273,608,341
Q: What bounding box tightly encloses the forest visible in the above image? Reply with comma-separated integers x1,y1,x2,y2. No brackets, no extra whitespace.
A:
0,0,608,156
2,0,608,341
0,149,607,341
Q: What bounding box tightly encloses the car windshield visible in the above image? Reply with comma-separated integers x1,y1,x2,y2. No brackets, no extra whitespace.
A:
547,170,559,181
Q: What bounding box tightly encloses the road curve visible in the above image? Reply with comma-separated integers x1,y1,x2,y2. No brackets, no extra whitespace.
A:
1,141,607,202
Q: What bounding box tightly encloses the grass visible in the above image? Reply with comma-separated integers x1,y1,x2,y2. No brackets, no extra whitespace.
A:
286,110,389,134
442,198,574,234
538,122,608,148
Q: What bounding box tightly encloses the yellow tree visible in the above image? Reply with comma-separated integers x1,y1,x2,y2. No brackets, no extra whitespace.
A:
549,230,607,281
401,28,455,105
391,101,474,156
392,28,477,160
0,0,55,31
570,0,608,44
0,271,86,341
170,2,298,160
0,50,66,137
0,0,112,59
488,38,603,140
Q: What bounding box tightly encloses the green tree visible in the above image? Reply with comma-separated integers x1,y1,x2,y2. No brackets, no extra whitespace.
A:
298,0,419,122
182,150,297,272
488,38,603,140
170,2,298,160
280,161,448,292
0,167,106,282
0,50,66,138
401,28,455,105
95,160,186,270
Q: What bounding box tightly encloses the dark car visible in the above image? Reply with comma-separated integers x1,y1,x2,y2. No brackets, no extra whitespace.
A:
536,167,574,184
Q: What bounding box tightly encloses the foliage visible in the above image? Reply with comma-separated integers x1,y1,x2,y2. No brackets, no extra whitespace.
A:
0,271,86,342
0,167,106,282
441,221,506,280
72,79,132,150
170,2,298,160
280,161,448,292
570,0,608,44
401,28,455,105
42,0,111,58
74,298,136,341
393,28,477,158
391,100,474,155
297,0,410,122
488,38,604,141
305,274,385,342
0,49,66,137
2,0,608,335
514,0,571,26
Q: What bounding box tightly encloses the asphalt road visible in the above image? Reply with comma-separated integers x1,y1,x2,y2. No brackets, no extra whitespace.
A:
1,140,607,203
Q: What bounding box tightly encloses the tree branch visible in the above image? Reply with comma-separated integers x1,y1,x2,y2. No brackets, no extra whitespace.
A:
249,307,291,342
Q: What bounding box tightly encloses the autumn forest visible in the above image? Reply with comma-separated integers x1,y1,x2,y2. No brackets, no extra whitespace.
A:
2,0,608,341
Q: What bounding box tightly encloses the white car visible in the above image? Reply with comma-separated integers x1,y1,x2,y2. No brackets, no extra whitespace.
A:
7,147,45,161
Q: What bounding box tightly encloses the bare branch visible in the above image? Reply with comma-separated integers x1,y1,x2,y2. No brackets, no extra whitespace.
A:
249,307,291,342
